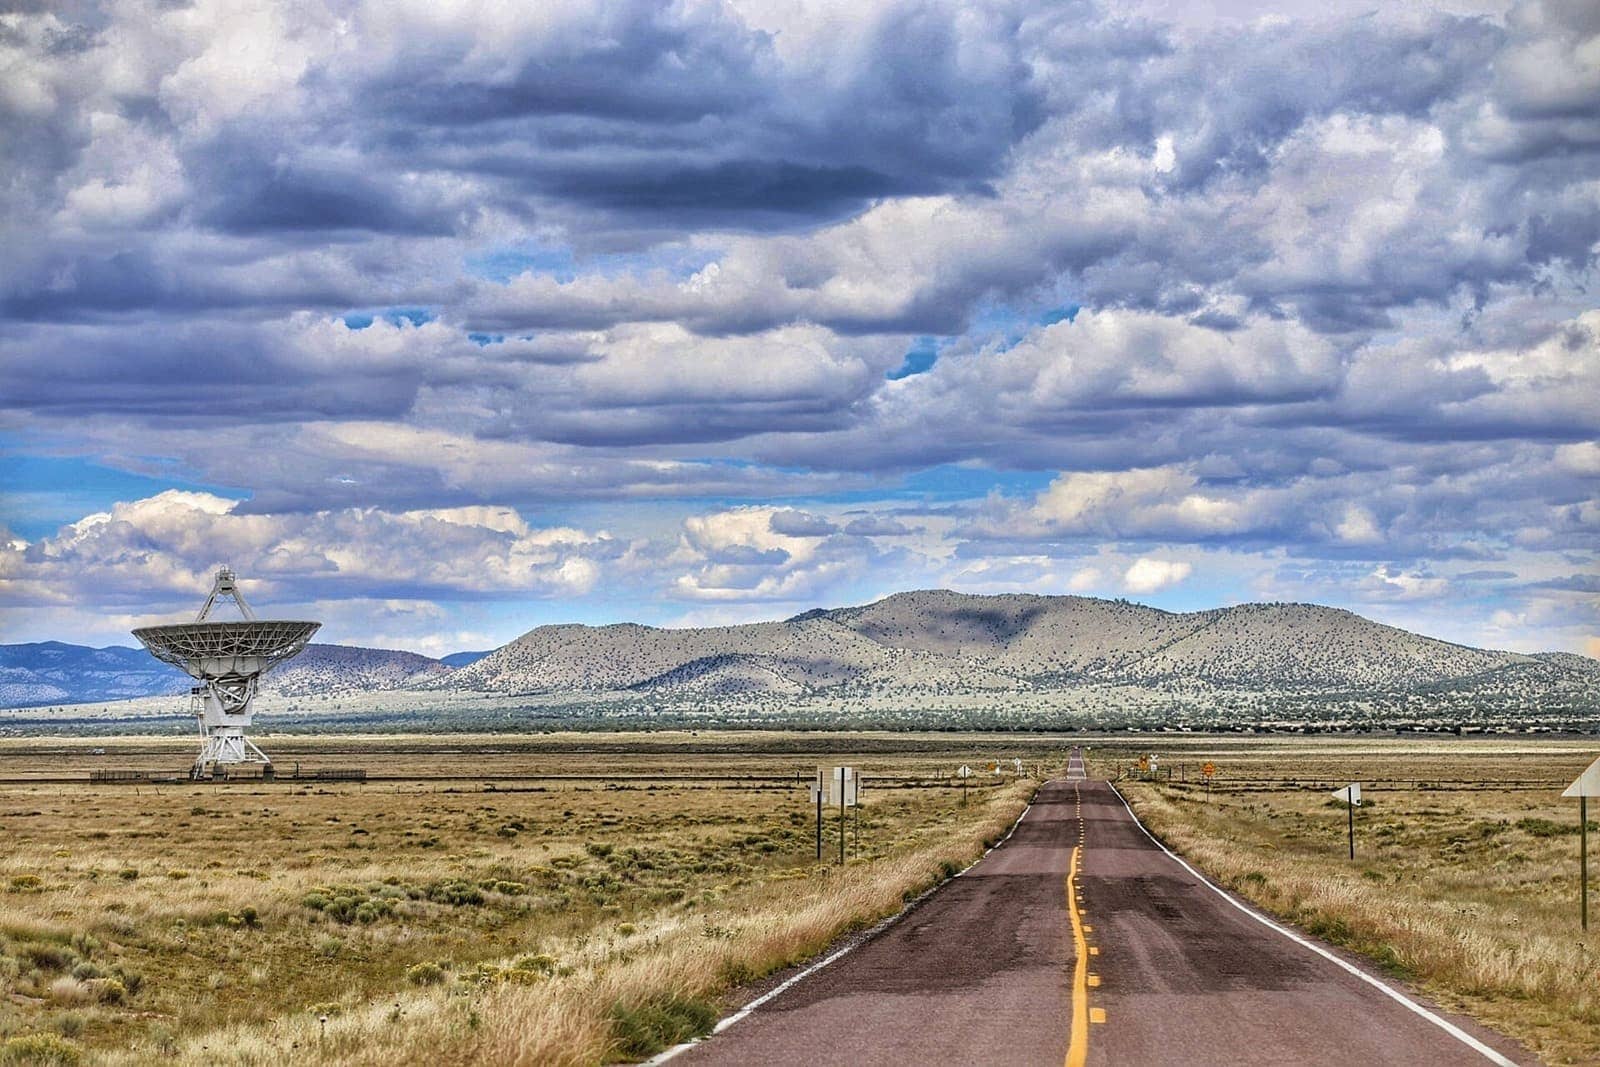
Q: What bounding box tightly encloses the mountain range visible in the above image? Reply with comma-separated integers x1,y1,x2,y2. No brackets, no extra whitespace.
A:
3,591,1595,712
437,590,1598,698
0,641,482,708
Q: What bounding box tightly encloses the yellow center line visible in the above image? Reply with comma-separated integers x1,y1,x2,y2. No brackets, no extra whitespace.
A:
1066,782,1091,1067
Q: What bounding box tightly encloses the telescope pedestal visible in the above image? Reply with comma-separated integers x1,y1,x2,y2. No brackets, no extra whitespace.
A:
192,728,272,780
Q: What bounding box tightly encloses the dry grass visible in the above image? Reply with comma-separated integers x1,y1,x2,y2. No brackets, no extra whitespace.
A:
0,733,1044,1064
1107,739,1600,1066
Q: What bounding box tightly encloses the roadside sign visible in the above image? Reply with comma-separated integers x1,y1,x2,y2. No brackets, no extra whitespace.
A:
1202,762,1216,778
1563,757,1599,930
814,767,862,865
957,764,972,778
1332,782,1361,860
1561,756,1600,798
824,765,860,807
1013,758,1024,775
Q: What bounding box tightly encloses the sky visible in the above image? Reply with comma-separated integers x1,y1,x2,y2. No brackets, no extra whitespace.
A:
1,0,1596,658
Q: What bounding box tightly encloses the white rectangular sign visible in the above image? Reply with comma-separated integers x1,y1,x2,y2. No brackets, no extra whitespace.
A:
821,765,860,807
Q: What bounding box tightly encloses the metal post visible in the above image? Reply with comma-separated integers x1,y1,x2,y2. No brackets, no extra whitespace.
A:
1347,798,1355,861
838,769,846,866
1582,796,1588,931
815,771,823,862
854,777,861,857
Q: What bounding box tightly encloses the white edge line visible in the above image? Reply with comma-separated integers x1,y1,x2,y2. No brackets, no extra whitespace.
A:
1107,783,1519,1067
645,788,1040,1065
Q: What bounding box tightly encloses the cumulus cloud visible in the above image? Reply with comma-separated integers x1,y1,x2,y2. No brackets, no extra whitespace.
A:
1123,557,1193,594
3,0,1597,655
0,491,617,612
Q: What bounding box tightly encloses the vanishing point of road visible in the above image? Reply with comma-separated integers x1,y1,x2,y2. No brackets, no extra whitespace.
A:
671,748,1532,1067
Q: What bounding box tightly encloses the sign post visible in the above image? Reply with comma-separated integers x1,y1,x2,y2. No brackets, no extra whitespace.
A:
957,764,972,805
1561,757,1600,930
823,766,859,864
1331,782,1361,860
839,769,846,865
1202,761,1216,798
809,771,824,861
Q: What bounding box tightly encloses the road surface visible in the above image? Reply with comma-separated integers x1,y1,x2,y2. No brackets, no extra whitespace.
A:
672,751,1530,1067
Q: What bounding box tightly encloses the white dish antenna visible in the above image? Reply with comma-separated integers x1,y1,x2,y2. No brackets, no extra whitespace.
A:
132,567,319,780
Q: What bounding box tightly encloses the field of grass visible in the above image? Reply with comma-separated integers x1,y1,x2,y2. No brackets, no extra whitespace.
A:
1107,737,1600,1067
0,733,1050,1065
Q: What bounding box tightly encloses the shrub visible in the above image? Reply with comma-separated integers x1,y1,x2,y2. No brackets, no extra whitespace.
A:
301,892,330,912
17,943,75,973
85,978,126,1004
117,869,138,881
0,1032,84,1066
46,979,91,1006
609,994,718,1059
511,954,557,976
426,881,484,907
405,962,446,986
8,875,43,893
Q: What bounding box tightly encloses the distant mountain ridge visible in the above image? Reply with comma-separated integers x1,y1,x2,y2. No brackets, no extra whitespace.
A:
5,591,1595,712
0,641,458,708
438,590,1598,698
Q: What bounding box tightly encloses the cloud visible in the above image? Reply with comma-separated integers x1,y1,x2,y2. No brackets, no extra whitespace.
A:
1123,557,1192,593
767,509,839,537
3,0,1597,658
1359,565,1452,602
842,515,915,537
0,491,617,611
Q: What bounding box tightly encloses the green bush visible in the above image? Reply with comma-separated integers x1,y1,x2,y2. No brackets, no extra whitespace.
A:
609,994,717,1059
511,954,557,976
85,978,125,1004
426,881,484,907
16,943,75,973
8,875,43,893
405,961,447,986
0,1032,84,1066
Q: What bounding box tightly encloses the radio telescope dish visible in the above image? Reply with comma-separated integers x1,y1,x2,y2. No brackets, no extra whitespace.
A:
132,567,319,780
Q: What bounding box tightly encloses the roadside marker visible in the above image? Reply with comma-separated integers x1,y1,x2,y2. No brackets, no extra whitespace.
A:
1330,782,1361,860
1109,783,1518,1067
1561,756,1600,930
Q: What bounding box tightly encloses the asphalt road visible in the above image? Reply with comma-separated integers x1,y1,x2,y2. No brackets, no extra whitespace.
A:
671,751,1532,1067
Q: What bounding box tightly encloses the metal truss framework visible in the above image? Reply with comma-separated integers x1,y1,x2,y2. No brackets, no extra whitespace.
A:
132,568,320,780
